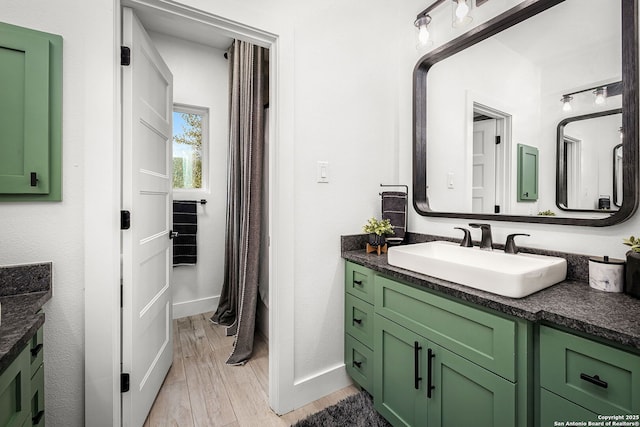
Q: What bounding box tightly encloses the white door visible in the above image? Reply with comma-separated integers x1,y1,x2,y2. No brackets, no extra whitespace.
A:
121,7,174,427
472,118,497,213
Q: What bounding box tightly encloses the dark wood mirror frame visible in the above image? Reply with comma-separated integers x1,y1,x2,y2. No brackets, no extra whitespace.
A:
413,0,638,226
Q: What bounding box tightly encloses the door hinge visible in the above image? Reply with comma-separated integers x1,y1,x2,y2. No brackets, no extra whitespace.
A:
494,205,501,213
121,46,131,66
120,279,123,308
121,210,131,230
121,373,130,393
495,135,501,145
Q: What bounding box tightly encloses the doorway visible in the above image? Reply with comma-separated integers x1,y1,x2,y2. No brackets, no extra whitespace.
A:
121,1,275,424
471,103,511,214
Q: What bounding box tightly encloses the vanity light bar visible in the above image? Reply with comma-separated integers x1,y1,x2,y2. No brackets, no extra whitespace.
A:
560,81,621,110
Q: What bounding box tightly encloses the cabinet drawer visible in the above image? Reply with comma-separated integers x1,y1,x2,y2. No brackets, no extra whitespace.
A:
345,293,374,348
345,262,374,304
539,388,598,426
30,327,44,376
375,275,517,381
539,326,640,414
345,334,373,392
30,365,44,427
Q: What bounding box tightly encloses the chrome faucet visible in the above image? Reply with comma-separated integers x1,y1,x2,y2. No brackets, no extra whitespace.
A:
469,223,493,250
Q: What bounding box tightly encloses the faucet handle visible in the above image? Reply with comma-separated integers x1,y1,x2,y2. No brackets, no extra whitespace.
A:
505,233,530,254
454,227,473,247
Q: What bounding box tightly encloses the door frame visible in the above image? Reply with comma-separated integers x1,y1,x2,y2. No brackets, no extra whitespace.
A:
85,1,296,424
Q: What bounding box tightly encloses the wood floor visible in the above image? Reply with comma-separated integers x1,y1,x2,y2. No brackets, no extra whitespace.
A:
143,312,359,427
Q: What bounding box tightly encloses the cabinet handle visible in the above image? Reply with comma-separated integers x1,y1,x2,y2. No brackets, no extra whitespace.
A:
580,373,608,389
353,280,363,286
414,341,422,390
353,318,362,325
33,410,45,425
353,360,362,368
427,348,436,398
30,172,39,187
31,344,43,358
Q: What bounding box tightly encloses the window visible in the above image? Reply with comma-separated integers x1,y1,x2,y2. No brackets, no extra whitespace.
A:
172,104,208,190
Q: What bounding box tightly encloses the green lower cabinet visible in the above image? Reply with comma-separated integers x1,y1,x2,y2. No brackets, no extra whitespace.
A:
538,388,598,427
374,315,516,427
0,346,30,427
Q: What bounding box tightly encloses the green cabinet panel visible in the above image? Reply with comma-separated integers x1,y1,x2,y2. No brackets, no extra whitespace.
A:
374,314,516,427
374,315,428,427
0,22,62,201
539,325,640,415
345,261,375,304
0,346,30,427
430,341,516,427
345,293,374,348
375,275,517,381
539,388,598,427
517,144,538,202
345,334,374,393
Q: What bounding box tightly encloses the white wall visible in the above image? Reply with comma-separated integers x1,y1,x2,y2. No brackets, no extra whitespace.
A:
0,0,118,425
148,32,229,319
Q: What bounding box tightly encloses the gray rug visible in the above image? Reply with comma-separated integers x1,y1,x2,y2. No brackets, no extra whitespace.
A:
292,391,392,427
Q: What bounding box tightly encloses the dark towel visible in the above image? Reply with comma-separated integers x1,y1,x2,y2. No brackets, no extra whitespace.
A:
381,191,407,243
173,200,198,266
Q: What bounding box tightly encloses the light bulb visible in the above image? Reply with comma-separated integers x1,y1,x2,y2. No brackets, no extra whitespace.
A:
414,15,432,47
560,95,573,112
418,25,430,44
455,0,470,21
594,87,607,105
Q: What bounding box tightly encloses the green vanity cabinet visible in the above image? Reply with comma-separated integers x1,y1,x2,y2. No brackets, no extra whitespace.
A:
344,261,530,427
538,325,640,422
0,326,45,427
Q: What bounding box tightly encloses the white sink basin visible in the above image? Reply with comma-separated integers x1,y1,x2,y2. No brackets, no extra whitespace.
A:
387,241,567,298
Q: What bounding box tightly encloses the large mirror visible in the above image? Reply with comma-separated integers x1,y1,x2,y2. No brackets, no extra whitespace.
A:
413,0,638,226
557,109,622,212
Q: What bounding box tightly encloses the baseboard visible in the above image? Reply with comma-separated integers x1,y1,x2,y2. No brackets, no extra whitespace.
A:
289,364,352,410
172,296,219,319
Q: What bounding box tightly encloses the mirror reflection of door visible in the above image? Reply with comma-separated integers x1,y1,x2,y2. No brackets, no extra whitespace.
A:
561,135,581,209
471,104,509,214
613,143,623,207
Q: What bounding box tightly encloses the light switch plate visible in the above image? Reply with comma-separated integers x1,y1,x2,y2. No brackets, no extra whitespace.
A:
317,161,329,183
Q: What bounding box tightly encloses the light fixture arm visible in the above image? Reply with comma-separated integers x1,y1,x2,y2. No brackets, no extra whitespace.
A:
415,0,448,21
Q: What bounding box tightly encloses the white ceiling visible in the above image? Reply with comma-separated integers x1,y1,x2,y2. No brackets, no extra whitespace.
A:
125,1,234,50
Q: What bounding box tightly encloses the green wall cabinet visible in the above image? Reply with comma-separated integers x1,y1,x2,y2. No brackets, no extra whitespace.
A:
517,144,538,202
0,22,62,201
0,325,44,427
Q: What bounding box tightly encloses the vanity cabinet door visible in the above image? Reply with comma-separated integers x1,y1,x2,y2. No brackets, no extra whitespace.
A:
374,315,428,427
428,342,516,427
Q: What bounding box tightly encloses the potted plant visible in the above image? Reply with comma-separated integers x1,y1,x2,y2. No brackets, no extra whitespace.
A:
363,217,394,247
622,236,640,298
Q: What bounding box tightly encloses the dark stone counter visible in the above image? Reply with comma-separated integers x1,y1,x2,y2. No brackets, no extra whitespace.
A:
0,263,52,373
342,235,640,351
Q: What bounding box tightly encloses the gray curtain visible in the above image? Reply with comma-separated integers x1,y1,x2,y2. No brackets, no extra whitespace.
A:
211,39,266,365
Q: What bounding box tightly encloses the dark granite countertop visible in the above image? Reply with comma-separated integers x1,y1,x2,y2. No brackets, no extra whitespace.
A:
343,249,640,351
0,263,52,374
